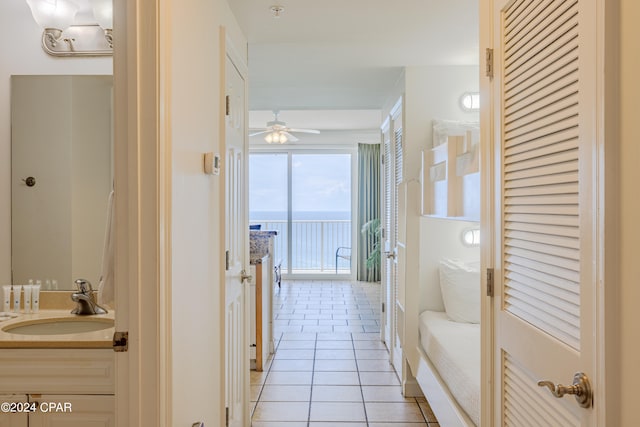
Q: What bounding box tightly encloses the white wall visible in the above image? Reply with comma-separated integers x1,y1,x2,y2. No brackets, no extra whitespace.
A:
0,1,111,285
404,65,479,182
419,216,480,313
167,0,247,424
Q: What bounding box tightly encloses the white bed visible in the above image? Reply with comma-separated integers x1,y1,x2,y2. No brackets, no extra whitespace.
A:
418,310,480,426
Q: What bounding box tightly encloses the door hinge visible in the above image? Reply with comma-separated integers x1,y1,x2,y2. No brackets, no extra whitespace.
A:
485,48,494,79
381,302,385,313
225,407,229,426
225,250,230,271
381,154,385,164
112,331,128,352
486,268,494,297
225,95,230,116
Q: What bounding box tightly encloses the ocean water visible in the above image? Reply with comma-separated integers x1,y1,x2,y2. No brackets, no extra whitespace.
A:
250,211,351,221
250,211,352,271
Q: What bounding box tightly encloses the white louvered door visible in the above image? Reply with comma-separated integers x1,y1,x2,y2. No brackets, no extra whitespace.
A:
491,0,598,425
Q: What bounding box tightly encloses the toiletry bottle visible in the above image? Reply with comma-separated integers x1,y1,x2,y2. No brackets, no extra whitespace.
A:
52,279,58,290
32,283,41,313
23,283,32,313
45,279,51,290
13,285,22,313
2,286,10,312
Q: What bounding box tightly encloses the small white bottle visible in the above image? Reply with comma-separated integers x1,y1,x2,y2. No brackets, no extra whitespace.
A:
32,283,41,313
51,279,58,290
23,281,33,313
2,285,10,313
45,279,51,290
13,285,22,313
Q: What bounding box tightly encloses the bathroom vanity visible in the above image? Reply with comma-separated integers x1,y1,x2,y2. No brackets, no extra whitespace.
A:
0,310,115,426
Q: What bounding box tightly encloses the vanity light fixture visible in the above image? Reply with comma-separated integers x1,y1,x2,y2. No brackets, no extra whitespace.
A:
25,0,113,57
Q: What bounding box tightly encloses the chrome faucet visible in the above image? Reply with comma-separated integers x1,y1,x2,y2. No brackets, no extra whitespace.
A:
71,279,108,315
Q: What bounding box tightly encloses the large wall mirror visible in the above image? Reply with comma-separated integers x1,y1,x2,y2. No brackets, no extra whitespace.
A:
11,75,113,291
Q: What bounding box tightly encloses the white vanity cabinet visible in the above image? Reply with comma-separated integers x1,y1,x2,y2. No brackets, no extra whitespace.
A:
0,349,114,427
0,395,28,427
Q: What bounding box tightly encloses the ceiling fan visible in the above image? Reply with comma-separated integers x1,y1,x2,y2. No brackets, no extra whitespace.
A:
249,111,320,144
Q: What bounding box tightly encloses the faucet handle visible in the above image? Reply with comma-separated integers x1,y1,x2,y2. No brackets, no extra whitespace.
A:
74,279,93,294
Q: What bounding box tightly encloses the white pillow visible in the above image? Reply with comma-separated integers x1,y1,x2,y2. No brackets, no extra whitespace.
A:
438,258,480,323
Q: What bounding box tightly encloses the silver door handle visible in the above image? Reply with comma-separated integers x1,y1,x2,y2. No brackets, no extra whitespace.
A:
385,251,396,260
537,372,592,408
240,269,252,282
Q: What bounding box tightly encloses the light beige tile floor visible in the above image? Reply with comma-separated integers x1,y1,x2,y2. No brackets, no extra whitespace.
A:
251,280,440,426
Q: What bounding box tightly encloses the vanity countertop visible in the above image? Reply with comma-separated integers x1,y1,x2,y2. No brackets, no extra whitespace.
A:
0,310,115,349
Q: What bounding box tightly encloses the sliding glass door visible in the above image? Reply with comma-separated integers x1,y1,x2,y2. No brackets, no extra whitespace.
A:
249,150,354,278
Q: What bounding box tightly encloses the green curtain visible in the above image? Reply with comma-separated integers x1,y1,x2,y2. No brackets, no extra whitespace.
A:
357,143,381,282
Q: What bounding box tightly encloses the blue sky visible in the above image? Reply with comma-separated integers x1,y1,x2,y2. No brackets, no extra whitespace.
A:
249,153,351,213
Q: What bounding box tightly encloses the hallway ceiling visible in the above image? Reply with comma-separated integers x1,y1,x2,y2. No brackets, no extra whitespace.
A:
229,0,479,119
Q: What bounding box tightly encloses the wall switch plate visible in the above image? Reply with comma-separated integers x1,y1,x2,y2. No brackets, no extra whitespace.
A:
204,152,220,175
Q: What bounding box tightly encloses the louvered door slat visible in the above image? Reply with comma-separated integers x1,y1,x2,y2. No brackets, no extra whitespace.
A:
505,204,578,216
505,62,578,117
505,116,578,149
505,82,578,128
503,0,530,28
505,30,578,93
502,0,582,342
506,288,579,329
505,158,578,181
503,0,551,50
506,229,580,250
505,213,579,227
506,237,580,259
506,263,580,296
506,246,579,272
506,271,580,305
506,135,577,162
505,2,577,71
503,355,579,426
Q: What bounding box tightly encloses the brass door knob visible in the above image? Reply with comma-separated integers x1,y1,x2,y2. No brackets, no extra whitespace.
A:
537,372,592,408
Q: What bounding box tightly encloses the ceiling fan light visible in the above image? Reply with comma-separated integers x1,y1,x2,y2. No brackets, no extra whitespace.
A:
278,133,288,144
265,133,274,143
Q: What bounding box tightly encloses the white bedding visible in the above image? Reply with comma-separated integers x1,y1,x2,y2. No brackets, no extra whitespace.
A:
419,310,480,426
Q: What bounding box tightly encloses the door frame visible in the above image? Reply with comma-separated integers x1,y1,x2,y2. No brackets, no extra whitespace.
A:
480,0,615,424
113,0,169,426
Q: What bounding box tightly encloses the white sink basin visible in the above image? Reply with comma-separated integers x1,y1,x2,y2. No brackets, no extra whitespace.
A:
2,318,114,335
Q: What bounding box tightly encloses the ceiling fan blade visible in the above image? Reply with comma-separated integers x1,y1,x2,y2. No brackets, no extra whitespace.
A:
249,130,270,137
288,128,321,134
282,132,299,142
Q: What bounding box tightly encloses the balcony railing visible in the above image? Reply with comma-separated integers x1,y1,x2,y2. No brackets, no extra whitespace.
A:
250,219,351,274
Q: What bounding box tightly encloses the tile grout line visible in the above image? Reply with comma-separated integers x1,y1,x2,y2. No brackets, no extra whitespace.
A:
352,331,370,426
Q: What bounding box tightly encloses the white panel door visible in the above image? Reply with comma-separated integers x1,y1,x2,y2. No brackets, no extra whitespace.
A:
224,50,249,427
490,0,599,424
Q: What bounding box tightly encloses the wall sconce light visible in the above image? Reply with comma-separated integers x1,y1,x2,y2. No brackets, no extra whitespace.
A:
461,228,480,247
25,0,113,57
265,131,288,144
460,92,480,112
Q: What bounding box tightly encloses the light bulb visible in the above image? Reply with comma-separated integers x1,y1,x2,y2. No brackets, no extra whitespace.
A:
88,0,113,29
265,133,274,143
25,0,79,30
278,133,288,144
